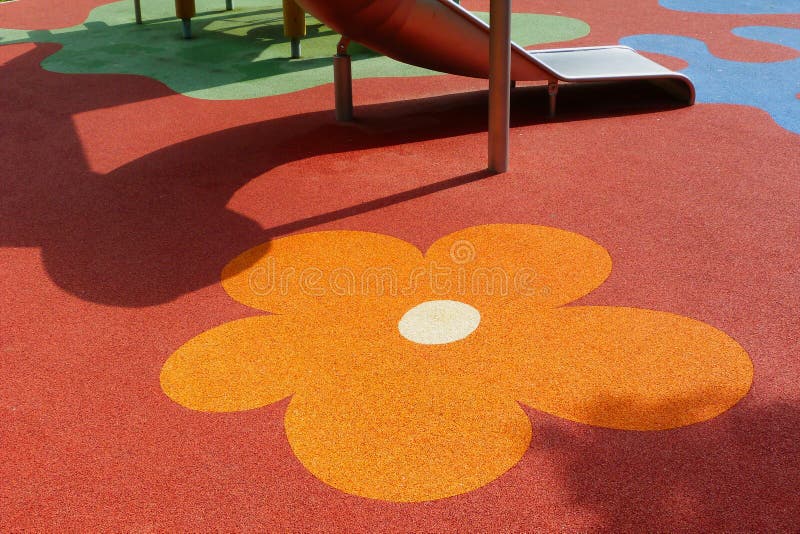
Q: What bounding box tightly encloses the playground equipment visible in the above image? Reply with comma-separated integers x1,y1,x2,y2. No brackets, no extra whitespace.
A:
133,0,694,171
296,0,694,116
282,0,306,58
132,0,232,39
294,0,695,171
132,0,305,53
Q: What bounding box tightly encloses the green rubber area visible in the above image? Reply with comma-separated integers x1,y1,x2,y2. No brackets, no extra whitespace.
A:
0,0,590,99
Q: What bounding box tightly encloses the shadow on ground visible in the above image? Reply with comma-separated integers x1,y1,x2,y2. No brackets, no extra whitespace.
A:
1,42,687,307
2,42,799,533
511,398,800,530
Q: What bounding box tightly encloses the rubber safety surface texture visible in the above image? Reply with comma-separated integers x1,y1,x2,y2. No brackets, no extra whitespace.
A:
1,0,799,530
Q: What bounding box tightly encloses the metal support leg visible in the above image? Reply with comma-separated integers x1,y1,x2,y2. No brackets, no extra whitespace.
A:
488,0,512,173
225,0,233,9
181,18,192,39
290,37,302,59
334,38,354,122
547,80,558,118
283,0,306,59
134,0,142,24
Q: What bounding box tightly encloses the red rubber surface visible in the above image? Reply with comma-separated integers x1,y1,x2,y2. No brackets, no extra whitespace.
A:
2,0,799,528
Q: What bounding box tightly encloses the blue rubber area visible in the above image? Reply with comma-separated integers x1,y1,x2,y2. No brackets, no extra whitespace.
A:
659,0,800,15
621,29,800,135
733,25,800,50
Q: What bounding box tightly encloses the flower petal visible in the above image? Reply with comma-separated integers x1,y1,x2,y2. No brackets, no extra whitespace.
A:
221,231,423,314
423,225,612,308
483,306,753,430
160,315,306,412
284,367,531,502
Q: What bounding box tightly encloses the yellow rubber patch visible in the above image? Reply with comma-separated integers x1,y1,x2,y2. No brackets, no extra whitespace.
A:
161,225,753,501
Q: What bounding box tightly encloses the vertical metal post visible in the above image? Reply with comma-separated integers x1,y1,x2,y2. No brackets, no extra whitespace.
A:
488,0,511,173
283,0,306,59
225,0,233,10
134,0,142,24
333,38,354,121
290,38,302,58
548,80,559,118
181,19,192,39
175,0,196,39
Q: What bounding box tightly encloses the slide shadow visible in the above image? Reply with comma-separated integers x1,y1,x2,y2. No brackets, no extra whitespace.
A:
0,42,689,307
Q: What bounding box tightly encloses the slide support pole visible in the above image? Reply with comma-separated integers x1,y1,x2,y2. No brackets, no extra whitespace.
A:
181,18,192,39
175,0,196,39
488,0,511,173
548,80,558,118
334,37,354,121
283,0,307,59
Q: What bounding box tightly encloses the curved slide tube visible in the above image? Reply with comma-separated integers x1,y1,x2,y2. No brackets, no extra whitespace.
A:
295,0,695,112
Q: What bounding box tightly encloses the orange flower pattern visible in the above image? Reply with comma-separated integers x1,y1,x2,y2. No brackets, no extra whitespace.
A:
161,225,752,501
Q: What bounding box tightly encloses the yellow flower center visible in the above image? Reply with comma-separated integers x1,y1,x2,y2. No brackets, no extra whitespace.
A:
398,300,481,345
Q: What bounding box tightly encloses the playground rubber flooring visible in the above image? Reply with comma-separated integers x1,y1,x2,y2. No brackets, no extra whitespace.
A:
2,0,799,530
